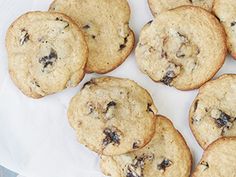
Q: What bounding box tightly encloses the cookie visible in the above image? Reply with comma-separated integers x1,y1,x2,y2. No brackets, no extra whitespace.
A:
135,6,227,91
67,77,157,155
192,137,236,177
189,74,236,149
213,0,236,60
148,0,214,16
49,0,135,74
100,115,192,177
6,11,88,98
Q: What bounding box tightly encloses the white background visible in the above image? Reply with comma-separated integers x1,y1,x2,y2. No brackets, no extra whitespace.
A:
0,0,236,177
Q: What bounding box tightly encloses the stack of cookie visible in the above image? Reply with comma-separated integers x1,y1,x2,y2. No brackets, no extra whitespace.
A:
5,0,236,176
68,77,192,177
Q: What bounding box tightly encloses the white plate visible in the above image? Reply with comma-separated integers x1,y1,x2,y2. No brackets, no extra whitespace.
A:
0,1,236,177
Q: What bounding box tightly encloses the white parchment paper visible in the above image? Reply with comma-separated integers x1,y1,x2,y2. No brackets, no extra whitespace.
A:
0,1,236,177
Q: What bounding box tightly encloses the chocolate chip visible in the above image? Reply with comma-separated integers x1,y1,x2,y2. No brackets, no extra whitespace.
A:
200,161,209,171
215,112,231,128
231,21,236,27
157,158,173,171
39,48,58,69
189,0,193,3
20,29,30,45
103,127,120,147
147,103,154,114
83,24,90,29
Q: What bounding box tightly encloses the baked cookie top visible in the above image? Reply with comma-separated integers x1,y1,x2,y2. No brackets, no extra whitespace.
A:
213,0,236,60
67,77,157,155
135,6,227,90
190,74,236,149
148,0,214,16
49,0,134,74
6,11,88,98
100,115,192,177
192,137,236,177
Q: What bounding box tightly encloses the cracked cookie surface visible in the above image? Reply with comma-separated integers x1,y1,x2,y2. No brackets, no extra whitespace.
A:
100,115,192,177
67,77,157,155
213,0,236,60
190,74,236,149
135,6,227,90
6,11,88,98
192,137,236,177
148,0,214,16
49,0,134,74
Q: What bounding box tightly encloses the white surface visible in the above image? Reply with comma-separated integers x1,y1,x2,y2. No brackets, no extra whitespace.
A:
0,1,236,177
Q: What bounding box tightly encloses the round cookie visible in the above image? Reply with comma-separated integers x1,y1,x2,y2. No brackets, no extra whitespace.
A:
6,11,88,98
135,6,227,91
67,77,157,155
148,0,214,16
189,74,236,149
213,0,236,60
100,115,192,177
192,137,236,177
49,0,135,74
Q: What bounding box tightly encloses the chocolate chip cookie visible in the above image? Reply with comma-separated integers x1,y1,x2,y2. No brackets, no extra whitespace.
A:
49,0,135,74
6,11,88,98
190,74,236,149
192,137,236,177
148,0,214,16
135,6,227,90
100,115,192,177
213,0,236,60
67,77,157,155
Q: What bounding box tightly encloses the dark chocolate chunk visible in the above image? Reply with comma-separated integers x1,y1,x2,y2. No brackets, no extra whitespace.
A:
126,167,141,177
161,49,167,58
55,17,69,28
126,154,154,177
132,141,140,149
147,20,153,25
82,79,95,89
83,24,90,29
157,158,173,171
119,37,128,51
147,103,154,114
161,70,176,86
39,48,58,68
200,161,209,171
215,112,231,128
194,100,199,112
103,127,120,147
231,21,236,27
91,35,96,39
189,0,193,3
104,101,117,113
20,29,30,45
